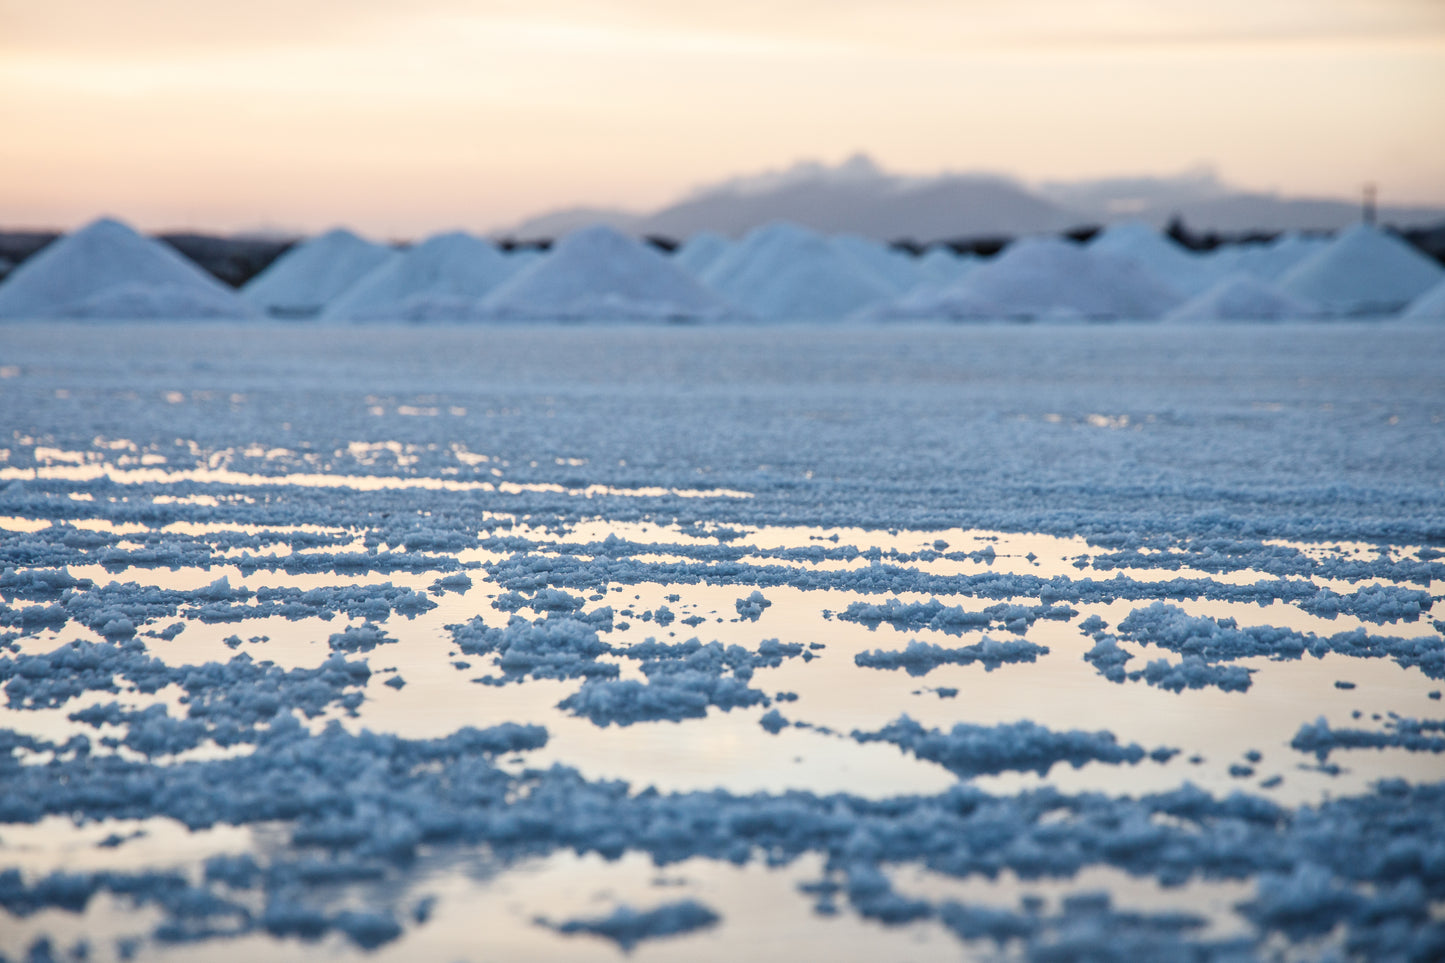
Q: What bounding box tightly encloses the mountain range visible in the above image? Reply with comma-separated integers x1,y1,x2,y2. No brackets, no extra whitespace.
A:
500,155,1445,243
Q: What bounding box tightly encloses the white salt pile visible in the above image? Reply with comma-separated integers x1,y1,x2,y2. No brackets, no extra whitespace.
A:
505,247,546,270
830,234,923,294
242,228,397,318
479,225,737,321
702,222,893,320
915,247,979,288
1163,274,1321,322
673,231,732,277
1088,221,1217,295
864,236,1184,321
321,232,517,321
1206,233,1330,282
1401,278,1445,321
59,283,256,320
1277,224,1444,316
0,217,255,320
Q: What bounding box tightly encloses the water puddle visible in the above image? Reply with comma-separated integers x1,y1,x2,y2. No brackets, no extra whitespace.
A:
1,469,1440,959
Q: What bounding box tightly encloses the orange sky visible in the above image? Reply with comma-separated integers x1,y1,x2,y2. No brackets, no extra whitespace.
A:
2,0,1443,237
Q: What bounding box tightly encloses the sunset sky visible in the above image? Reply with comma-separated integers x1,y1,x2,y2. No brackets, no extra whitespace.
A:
2,0,1443,237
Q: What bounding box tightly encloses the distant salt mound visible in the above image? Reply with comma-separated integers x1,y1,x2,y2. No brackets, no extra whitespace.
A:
864,236,1183,321
507,247,546,267
1401,278,1445,321
1088,221,1217,295
242,228,397,318
673,231,731,277
1278,224,1444,316
915,247,979,288
479,225,737,321
1208,233,1330,282
0,217,254,320
322,232,517,320
63,283,257,320
702,222,892,320
830,234,923,294
1164,274,1321,322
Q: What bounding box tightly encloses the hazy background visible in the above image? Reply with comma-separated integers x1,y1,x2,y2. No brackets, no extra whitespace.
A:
2,0,1443,237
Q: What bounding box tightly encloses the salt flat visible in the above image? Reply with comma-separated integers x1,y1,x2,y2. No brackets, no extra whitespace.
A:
0,321,1442,961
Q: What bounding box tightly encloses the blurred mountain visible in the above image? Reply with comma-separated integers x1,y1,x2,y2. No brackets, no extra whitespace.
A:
1036,167,1229,219
502,155,1445,242
506,154,1077,242
1040,167,1445,235
644,157,1075,240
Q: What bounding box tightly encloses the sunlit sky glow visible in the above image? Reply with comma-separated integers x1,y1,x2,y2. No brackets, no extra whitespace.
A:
2,0,1443,237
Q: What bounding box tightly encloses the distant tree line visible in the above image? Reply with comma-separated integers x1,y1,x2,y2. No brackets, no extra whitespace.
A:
0,232,58,279
2,216,1442,289
158,234,294,288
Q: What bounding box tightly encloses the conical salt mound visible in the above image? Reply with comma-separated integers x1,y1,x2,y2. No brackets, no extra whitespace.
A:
864,236,1184,321
1164,274,1321,322
1402,278,1445,321
702,222,892,321
1088,221,1217,295
321,232,518,320
830,234,923,294
916,247,978,288
1207,232,1329,282
1277,223,1444,316
479,225,738,321
242,228,397,318
0,217,254,320
673,231,731,277
62,283,259,320
506,247,545,268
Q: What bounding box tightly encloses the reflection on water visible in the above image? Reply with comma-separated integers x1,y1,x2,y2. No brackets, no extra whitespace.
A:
4,849,977,963
1,491,1441,960
1,818,255,875
3,512,1437,804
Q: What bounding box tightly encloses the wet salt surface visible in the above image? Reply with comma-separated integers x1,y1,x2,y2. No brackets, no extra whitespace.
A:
0,462,752,501
1,321,1443,961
